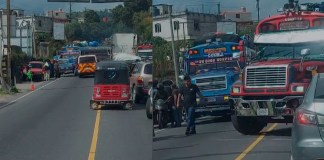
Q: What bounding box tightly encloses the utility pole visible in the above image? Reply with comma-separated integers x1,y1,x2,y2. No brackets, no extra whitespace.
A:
6,0,12,89
256,0,260,22
69,2,72,22
169,5,180,86
217,2,221,15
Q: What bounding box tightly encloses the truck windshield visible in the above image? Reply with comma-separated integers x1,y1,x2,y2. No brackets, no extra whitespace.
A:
255,43,324,61
189,61,239,74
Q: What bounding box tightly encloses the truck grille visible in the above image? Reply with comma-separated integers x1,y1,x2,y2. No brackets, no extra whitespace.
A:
195,76,227,91
245,66,287,88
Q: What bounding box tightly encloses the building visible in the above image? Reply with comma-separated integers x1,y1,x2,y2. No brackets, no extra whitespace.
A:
47,8,69,23
221,7,252,22
153,4,220,42
0,8,68,58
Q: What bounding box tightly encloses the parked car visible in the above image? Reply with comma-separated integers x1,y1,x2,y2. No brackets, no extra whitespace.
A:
28,61,44,81
291,73,324,160
130,62,152,103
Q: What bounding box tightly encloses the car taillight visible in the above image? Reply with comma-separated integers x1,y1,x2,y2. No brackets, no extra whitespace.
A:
296,109,317,125
137,76,144,86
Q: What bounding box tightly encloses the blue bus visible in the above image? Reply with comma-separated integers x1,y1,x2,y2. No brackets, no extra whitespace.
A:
182,38,245,117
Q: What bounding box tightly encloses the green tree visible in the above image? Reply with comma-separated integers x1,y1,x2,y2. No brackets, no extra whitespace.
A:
65,22,83,41
133,11,152,42
110,5,134,27
124,0,152,12
84,10,100,23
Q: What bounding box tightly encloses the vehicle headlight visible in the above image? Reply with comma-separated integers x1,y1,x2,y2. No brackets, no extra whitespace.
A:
232,87,240,93
292,86,304,92
196,98,200,103
224,96,229,101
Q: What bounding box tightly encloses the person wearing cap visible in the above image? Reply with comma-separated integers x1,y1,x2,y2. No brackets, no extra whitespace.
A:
177,75,205,136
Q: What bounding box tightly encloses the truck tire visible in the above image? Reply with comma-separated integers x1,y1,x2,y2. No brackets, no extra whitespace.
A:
231,115,266,135
146,98,152,119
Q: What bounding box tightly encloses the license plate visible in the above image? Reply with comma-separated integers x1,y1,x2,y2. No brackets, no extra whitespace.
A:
207,97,216,102
257,108,269,116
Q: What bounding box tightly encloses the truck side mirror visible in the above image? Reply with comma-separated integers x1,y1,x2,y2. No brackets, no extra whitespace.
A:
301,49,310,57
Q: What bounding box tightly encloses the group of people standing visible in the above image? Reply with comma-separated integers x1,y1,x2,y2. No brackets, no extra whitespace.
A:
154,75,205,136
43,60,61,80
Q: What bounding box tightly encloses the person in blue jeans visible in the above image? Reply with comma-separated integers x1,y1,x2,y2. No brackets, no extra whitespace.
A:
177,75,205,136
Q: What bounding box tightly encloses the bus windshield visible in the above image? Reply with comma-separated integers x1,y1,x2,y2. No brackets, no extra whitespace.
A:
255,43,324,61
189,60,240,74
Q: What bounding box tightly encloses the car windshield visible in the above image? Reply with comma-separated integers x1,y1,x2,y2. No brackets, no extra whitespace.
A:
315,78,324,99
189,60,239,74
29,63,43,69
79,57,96,63
255,43,324,61
94,70,129,84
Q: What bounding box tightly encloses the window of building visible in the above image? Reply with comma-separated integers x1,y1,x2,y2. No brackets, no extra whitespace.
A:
56,13,59,16
174,21,179,30
155,23,161,33
236,14,241,18
38,20,42,27
194,20,200,31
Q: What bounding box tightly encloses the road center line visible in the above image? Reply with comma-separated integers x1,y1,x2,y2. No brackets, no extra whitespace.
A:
235,123,278,160
88,110,101,160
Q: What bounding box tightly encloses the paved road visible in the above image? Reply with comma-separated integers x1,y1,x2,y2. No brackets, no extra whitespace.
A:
0,76,152,160
153,116,291,160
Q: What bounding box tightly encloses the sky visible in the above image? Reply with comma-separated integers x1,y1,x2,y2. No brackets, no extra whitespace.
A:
153,0,324,21
0,0,123,15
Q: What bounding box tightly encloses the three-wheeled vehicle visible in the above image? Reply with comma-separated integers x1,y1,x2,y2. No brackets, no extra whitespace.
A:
90,61,133,110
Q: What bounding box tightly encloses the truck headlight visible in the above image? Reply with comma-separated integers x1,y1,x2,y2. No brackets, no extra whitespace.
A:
196,98,200,103
224,96,229,101
292,86,304,92
232,87,240,93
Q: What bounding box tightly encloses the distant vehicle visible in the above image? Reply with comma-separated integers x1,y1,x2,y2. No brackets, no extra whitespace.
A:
112,33,137,54
80,46,113,62
136,44,152,61
76,55,97,78
90,61,133,110
28,61,44,81
58,59,74,75
130,62,152,103
291,73,324,160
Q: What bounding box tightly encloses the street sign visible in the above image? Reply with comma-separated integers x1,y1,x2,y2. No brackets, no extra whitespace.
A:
91,0,132,2
47,0,90,2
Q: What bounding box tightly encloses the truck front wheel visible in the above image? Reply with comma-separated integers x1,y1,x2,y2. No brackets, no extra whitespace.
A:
231,115,267,135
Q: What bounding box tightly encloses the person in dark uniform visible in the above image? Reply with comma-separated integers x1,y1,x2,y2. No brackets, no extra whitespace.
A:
177,75,205,136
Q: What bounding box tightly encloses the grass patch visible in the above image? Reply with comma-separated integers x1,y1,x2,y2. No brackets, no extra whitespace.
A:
0,88,8,95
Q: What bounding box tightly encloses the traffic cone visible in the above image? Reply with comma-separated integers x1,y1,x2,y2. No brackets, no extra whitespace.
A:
30,83,35,91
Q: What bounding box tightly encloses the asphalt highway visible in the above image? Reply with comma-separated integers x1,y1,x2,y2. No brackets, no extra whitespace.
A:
153,116,292,160
0,76,152,160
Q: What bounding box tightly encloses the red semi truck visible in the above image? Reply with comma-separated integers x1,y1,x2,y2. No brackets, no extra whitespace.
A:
230,1,324,135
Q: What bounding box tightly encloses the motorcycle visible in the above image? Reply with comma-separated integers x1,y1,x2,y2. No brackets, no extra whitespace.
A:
155,97,172,129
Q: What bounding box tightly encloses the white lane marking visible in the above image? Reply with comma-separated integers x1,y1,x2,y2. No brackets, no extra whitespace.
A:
154,129,165,133
0,79,59,108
